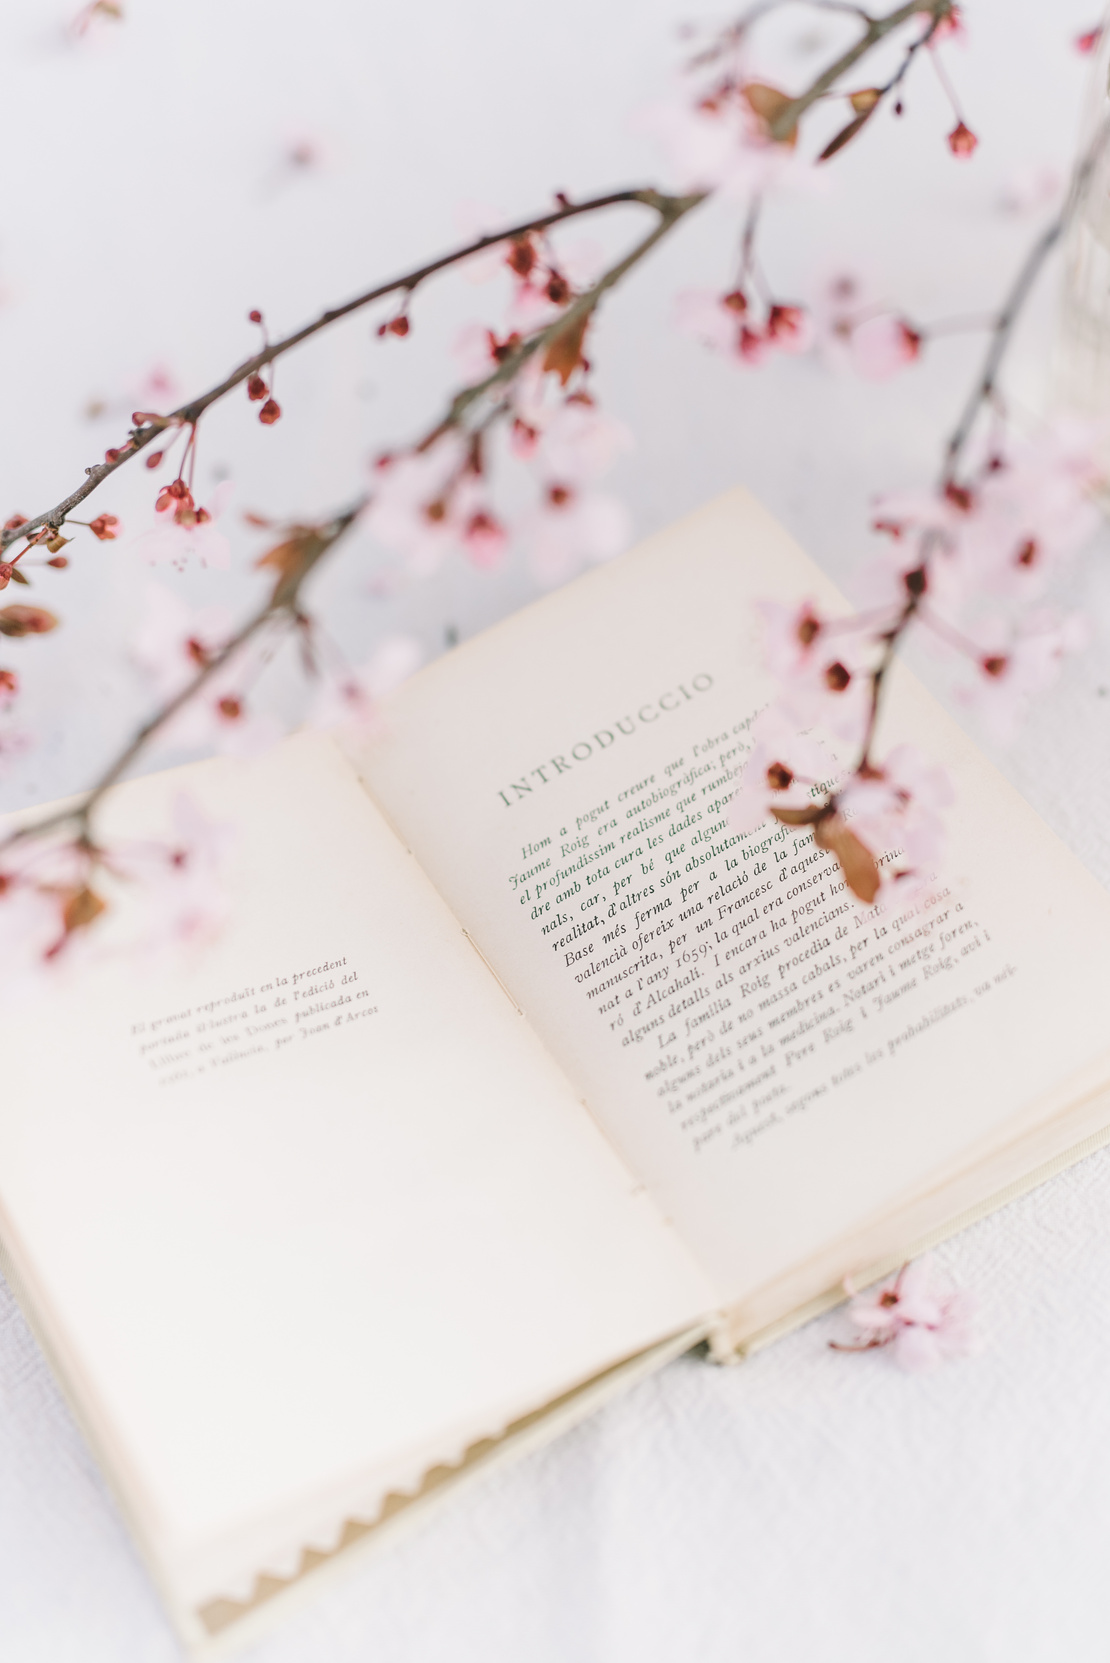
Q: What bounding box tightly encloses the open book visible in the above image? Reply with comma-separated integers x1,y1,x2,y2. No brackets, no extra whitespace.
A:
5,489,1110,1653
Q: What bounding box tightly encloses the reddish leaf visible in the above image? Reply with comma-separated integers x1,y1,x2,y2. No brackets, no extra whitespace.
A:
848,87,882,114
0,605,59,637
819,103,878,162
62,886,107,934
742,82,798,146
542,311,591,385
255,531,326,602
813,814,880,903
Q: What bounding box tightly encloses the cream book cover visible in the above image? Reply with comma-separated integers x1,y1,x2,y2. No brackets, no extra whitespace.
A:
3,490,1110,1652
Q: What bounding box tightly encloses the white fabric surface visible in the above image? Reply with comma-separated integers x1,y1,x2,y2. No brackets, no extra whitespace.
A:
3,0,1110,1657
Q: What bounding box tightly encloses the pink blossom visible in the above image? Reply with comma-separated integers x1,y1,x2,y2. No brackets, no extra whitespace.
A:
675,290,813,366
459,502,509,569
728,709,835,835
132,479,232,571
308,636,422,737
113,793,234,955
810,272,922,380
766,303,814,355
524,485,630,587
999,162,1063,216
508,359,564,437
0,836,96,998
837,1256,980,1370
365,439,509,575
131,584,232,701
954,425,1103,597
535,398,632,485
675,288,740,354
838,743,954,871
641,79,815,200
164,683,282,760
452,322,503,382
957,610,1089,742
757,598,873,743
849,312,922,380
132,597,280,759
364,437,469,574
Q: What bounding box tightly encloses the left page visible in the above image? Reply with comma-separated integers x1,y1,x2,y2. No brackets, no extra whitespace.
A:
0,733,714,1619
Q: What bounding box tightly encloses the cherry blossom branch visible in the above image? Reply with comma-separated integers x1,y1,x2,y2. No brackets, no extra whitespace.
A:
770,0,953,142
2,503,366,852
749,116,1110,902
865,117,1110,750
0,188,691,556
0,0,956,558
0,0,964,938
4,195,719,857
941,131,1109,484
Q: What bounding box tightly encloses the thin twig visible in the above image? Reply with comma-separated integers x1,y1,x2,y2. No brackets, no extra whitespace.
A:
0,188,685,555
769,0,952,140
942,118,1110,485
846,116,1110,781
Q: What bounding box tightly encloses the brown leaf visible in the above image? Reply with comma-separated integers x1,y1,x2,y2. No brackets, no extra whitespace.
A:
742,82,798,146
542,310,591,385
9,566,30,585
255,530,327,603
848,87,882,114
62,886,107,934
0,604,59,637
770,805,824,826
813,814,880,903
818,104,878,162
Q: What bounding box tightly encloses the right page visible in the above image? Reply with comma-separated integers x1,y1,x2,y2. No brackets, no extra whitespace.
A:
355,489,1110,1323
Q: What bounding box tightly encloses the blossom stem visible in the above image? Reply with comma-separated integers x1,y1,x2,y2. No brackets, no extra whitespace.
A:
768,0,953,141
942,117,1110,486
843,116,1110,789
0,503,365,852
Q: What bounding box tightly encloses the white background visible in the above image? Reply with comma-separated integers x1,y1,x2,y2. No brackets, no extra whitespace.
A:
4,0,1110,1658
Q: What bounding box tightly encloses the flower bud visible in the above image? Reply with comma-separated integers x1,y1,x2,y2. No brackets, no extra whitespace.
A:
507,239,536,278
947,122,977,158
247,374,269,401
258,398,282,425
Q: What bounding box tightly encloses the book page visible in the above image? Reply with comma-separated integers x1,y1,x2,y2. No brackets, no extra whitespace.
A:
0,734,713,1610
355,489,1110,1312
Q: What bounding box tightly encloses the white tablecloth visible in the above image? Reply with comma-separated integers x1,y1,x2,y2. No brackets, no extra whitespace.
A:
3,0,1110,1656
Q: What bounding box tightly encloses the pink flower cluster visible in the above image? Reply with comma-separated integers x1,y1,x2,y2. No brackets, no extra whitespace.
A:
729,419,1101,899
0,793,231,1000
833,1256,981,1371
867,421,1100,740
365,214,632,588
677,271,923,380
